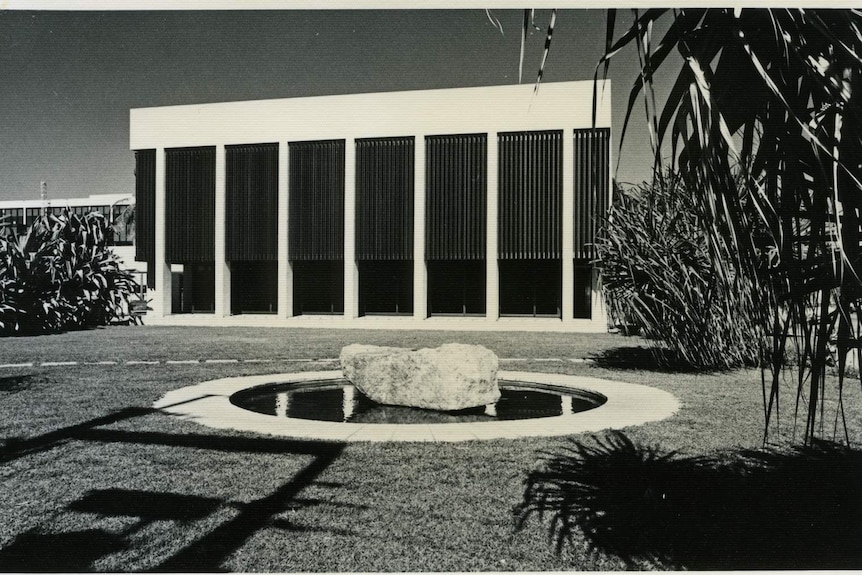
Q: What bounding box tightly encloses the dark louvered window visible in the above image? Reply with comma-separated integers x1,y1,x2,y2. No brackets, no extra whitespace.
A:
166,146,215,263
573,128,610,259
356,136,414,261
0,208,25,238
289,140,345,261
226,143,278,261
134,150,156,262
425,134,486,260
498,131,563,260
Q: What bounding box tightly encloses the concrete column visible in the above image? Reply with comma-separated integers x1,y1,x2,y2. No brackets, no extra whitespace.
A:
214,144,231,317
486,133,499,321
343,138,360,319
152,147,172,317
413,135,427,319
278,142,292,317
562,128,575,321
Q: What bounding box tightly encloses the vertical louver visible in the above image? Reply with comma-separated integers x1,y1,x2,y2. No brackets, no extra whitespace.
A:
289,140,345,261
498,130,563,259
134,149,156,262
226,143,278,261
166,146,215,263
425,134,487,260
356,136,414,261
0,208,24,238
573,128,611,259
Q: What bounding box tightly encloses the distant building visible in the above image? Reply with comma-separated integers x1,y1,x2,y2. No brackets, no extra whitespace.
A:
130,81,612,332
0,193,145,278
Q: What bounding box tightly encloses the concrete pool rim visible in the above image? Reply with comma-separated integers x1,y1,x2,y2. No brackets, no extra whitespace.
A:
153,370,681,442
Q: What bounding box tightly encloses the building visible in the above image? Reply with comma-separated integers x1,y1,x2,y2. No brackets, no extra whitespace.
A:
0,193,144,279
130,81,612,332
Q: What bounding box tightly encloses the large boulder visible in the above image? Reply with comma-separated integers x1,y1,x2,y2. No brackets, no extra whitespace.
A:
339,343,500,411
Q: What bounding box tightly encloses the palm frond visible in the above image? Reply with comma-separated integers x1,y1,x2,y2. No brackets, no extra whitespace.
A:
596,8,862,443
519,9,529,84
484,9,503,35
533,10,557,94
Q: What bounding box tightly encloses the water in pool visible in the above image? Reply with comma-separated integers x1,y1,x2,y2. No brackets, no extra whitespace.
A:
230,379,605,424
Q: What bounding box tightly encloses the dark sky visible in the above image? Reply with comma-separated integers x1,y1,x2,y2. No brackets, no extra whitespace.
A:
0,9,667,201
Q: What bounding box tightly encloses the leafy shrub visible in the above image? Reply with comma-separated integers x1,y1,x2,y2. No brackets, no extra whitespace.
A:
0,209,139,335
595,172,762,370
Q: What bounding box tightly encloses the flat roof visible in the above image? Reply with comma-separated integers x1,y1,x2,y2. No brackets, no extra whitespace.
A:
130,80,611,150
0,193,133,209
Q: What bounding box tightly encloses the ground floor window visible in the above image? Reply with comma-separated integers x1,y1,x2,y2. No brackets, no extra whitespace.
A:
359,260,413,316
499,259,561,317
174,262,215,313
427,259,485,316
231,261,278,314
573,259,593,319
146,260,156,289
292,260,344,315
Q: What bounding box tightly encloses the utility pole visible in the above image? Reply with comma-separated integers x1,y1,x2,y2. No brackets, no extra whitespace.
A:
40,181,48,216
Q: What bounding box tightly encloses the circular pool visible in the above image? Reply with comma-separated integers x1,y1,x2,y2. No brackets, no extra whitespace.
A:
229,378,607,424
154,370,679,442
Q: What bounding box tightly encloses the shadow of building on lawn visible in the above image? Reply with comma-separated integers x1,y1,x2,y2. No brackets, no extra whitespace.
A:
516,431,862,570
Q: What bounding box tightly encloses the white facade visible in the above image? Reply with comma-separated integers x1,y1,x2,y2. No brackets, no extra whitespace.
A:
130,81,612,333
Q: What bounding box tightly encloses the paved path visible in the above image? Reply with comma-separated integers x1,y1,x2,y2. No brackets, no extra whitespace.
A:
0,358,591,369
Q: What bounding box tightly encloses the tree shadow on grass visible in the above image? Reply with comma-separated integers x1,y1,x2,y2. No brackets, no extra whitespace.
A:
0,440,348,572
0,489,221,572
1,395,227,463
0,529,128,572
516,431,862,570
0,374,35,394
69,488,223,522
0,399,349,572
2,324,113,339
1,406,156,462
589,346,705,373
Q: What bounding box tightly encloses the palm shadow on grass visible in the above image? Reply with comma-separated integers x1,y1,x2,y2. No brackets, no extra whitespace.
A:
516,431,862,570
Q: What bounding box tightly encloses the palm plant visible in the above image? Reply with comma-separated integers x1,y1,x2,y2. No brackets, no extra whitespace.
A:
0,223,70,333
0,209,139,335
524,9,862,443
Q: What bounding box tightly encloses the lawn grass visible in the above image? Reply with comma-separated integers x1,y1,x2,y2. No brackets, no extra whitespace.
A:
0,325,626,364
1,325,861,571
